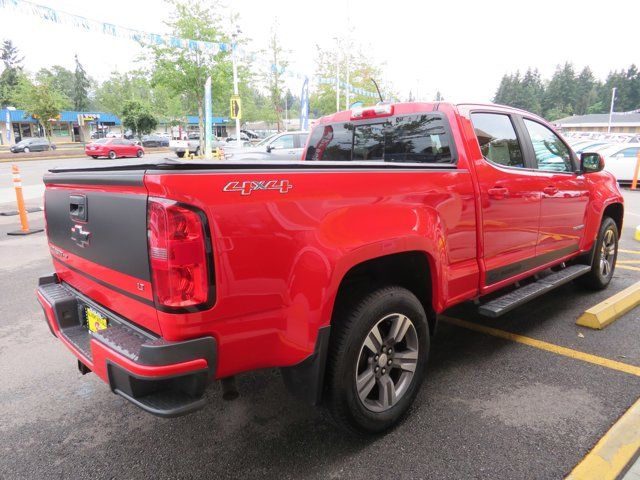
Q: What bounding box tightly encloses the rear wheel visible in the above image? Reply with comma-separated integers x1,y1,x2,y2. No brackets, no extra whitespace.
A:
195,147,201,157
23,147,30,153
575,217,618,290
324,286,430,435
91,155,98,159
108,150,117,159
176,151,185,158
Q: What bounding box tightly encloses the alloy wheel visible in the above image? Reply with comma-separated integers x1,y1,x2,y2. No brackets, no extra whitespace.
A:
355,313,419,412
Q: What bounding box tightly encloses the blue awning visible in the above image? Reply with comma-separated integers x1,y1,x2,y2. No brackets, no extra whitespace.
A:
186,115,229,125
0,109,122,125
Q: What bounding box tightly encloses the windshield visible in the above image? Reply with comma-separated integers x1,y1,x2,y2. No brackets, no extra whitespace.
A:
256,133,279,146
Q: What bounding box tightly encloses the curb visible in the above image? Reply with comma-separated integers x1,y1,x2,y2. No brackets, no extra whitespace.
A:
566,397,640,480
576,281,640,330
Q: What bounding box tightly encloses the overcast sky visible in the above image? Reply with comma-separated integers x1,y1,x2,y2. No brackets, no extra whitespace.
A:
1,0,638,104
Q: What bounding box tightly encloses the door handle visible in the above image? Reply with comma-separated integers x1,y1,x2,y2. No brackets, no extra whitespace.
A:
487,186,509,199
543,186,559,196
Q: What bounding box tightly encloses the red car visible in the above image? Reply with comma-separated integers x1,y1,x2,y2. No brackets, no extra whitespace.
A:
39,102,622,434
85,138,144,159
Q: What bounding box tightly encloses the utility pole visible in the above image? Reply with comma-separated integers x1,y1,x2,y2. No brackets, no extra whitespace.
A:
204,76,212,159
334,37,340,113
607,87,617,133
232,27,241,147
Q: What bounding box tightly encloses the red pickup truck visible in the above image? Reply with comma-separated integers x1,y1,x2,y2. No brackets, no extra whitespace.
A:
37,102,623,434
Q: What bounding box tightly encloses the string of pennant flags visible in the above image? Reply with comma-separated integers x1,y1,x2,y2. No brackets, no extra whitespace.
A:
0,0,384,100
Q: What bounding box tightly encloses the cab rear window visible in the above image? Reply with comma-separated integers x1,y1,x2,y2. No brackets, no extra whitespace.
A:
305,113,454,164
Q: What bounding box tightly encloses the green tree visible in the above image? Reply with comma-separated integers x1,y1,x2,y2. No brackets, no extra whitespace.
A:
574,67,600,115
121,100,157,138
263,26,288,130
94,71,154,114
14,77,66,140
309,44,385,117
0,39,25,107
73,54,91,111
36,65,74,109
147,0,232,150
543,62,577,119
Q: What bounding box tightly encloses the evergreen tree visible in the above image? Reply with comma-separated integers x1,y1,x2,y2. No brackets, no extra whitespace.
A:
73,54,90,111
543,62,577,119
574,67,599,115
0,39,24,107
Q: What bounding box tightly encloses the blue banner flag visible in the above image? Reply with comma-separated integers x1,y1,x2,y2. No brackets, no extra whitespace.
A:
300,77,309,131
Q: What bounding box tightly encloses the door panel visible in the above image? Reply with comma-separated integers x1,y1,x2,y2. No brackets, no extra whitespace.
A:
520,118,588,256
469,112,541,286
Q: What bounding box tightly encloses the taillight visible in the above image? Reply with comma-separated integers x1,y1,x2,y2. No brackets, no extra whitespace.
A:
147,197,211,310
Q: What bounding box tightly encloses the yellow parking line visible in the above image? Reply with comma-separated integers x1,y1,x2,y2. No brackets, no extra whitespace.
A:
618,265,640,272
566,397,640,480
439,316,640,377
617,260,640,264
619,249,640,255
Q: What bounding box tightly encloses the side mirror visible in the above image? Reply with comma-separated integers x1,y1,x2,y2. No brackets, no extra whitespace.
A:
580,152,605,173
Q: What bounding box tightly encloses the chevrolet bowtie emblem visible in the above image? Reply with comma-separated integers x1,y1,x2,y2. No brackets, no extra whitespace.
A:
70,224,90,248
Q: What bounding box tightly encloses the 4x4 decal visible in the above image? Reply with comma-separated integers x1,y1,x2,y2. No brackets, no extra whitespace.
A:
223,180,293,196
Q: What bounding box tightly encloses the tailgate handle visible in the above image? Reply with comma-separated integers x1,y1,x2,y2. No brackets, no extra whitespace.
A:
69,194,87,222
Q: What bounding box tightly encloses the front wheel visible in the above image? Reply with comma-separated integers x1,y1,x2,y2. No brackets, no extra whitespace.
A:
575,217,618,290
176,151,185,158
324,286,430,435
23,147,30,153
91,155,98,159
136,149,144,158
108,150,117,159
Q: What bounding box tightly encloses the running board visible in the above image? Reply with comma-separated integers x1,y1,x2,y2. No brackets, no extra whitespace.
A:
478,265,591,318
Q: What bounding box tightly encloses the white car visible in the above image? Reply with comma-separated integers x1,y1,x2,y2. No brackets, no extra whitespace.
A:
599,143,640,183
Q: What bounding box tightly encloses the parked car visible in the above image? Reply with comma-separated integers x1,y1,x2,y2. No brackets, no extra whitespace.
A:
225,133,251,143
169,134,225,158
10,137,56,153
599,143,640,183
105,132,122,138
37,101,622,435
224,130,308,160
84,138,145,159
141,134,170,148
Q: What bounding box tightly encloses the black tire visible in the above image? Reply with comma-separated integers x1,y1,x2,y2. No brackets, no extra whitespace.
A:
176,151,185,158
575,217,618,290
324,285,430,435
91,155,98,159
23,147,30,153
136,149,144,158
108,150,117,159
195,147,201,157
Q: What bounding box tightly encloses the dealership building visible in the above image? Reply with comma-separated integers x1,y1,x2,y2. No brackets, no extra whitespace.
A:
1,109,231,145
554,112,640,134
0,109,121,145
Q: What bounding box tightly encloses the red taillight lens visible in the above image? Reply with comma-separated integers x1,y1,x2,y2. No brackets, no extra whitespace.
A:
147,198,210,309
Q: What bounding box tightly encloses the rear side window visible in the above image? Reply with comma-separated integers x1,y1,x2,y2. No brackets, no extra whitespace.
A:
305,113,454,163
470,113,524,168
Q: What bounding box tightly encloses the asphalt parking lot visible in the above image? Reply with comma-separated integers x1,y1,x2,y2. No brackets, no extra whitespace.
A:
0,157,639,479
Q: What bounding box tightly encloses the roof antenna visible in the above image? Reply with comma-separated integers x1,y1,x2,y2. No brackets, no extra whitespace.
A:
370,78,384,103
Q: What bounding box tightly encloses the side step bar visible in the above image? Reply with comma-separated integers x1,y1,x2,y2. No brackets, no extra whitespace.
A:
479,265,591,318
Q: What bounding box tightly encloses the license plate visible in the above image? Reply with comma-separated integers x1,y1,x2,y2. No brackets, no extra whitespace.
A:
86,307,108,333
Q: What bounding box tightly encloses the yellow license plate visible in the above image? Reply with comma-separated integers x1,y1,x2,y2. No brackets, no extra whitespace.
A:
86,307,108,333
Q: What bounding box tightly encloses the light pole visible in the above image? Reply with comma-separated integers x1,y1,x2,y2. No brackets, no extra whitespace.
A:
607,87,617,134
334,37,340,113
231,27,241,148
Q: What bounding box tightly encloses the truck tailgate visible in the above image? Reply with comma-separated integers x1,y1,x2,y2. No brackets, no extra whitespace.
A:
43,169,160,334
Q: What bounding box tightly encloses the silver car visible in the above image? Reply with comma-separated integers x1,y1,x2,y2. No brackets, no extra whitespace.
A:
224,131,309,160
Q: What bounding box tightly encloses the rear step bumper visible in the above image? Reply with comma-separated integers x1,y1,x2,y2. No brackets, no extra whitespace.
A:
36,274,217,417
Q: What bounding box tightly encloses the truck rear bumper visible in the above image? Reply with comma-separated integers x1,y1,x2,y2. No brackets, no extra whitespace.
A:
36,274,217,417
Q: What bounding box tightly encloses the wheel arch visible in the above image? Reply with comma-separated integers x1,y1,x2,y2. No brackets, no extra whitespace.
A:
603,202,624,234
331,251,438,335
